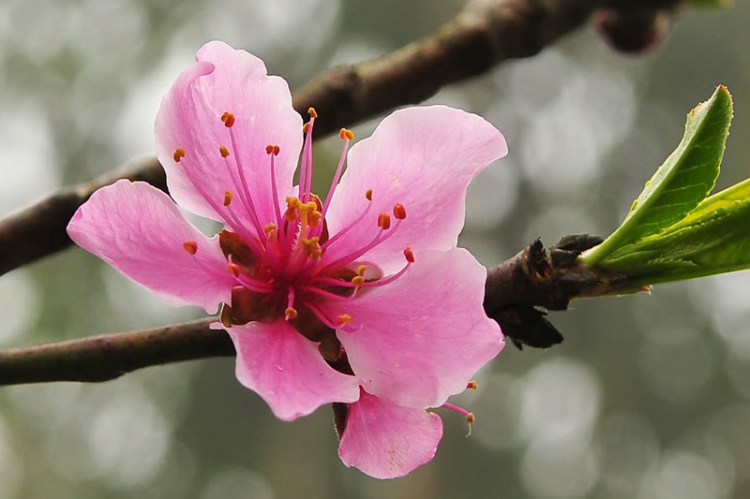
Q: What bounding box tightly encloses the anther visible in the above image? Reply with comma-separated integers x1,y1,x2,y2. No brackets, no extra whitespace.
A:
308,107,318,118
285,307,298,320
222,112,236,128
404,247,415,263
303,122,311,133
219,146,230,158
393,203,407,220
182,240,197,255
265,144,279,155
227,262,241,278
309,210,322,227
467,380,479,390
337,314,352,325
173,148,186,163
223,190,233,206
377,213,391,230
339,128,354,140
264,224,277,241
466,413,476,424
365,189,373,201
357,265,367,276
352,275,365,287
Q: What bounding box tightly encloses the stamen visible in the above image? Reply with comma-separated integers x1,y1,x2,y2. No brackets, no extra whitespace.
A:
183,240,197,255
357,265,368,276
404,247,415,263
173,148,186,163
219,146,230,158
319,128,353,227
467,380,479,390
285,307,298,321
393,203,407,220
442,403,476,424
301,286,353,302
299,111,317,203
224,190,233,207
377,213,391,230
316,218,404,275
308,107,318,118
267,145,284,240
305,302,342,330
351,275,365,287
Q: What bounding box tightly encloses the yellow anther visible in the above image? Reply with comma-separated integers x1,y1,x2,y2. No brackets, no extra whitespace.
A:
467,380,479,390
285,307,298,320
264,224,277,242
219,145,230,158
223,190,233,206
308,107,318,118
309,210,322,227
337,314,352,325
365,189,373,201
304,201,318,211
227,262,241,278
173,148,186,163
351,275,365,287
285,207,298,223
182,240,197,255
339,128,354,140
286,197,301,209
357,265,367,276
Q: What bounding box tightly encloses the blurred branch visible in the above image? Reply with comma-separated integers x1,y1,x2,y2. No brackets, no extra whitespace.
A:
0,235,643,385
0,0,680,277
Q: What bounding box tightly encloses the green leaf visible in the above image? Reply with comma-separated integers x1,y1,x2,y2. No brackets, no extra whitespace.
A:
582,85,733,265
596,178,750,286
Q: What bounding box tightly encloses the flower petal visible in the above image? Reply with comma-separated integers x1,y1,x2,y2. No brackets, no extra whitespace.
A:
227,320,360,421
338,390,443,479
324,106,507,273
155,40,303,233
67,180,234,313
331,248,503,408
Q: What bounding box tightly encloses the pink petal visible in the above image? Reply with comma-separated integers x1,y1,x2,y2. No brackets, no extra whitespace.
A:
323,106,507,273
227,320,360,421
155,41,303,234
338,390,443,479
67,180,235,313
331,248,504,408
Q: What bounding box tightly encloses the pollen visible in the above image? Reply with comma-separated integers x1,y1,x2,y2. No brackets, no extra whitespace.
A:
219,145,230,158
393,203,407,220
182,240,198,255
377,213,391,230
365,189,373,201
227,262,241,277
173,148,186,163
221,112,236,128
285,307,298,320
339,128,354,140
223,190,233,206
467,380,479,390
404,247,415,263
308,107,318,118
337,314,352,325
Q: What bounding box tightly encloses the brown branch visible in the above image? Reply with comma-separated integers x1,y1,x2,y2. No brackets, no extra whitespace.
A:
0,236,643,385
0,0,678,277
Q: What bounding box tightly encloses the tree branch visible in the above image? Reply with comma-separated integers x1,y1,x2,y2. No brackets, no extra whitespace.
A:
0,236,642,385
0,0,677,277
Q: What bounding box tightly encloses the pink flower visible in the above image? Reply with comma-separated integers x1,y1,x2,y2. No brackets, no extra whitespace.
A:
68,41,507,478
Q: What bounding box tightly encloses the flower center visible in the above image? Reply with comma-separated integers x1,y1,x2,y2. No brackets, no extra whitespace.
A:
175,108,414,361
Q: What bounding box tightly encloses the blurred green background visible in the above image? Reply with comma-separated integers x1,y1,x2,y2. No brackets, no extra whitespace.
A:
1,1,750,498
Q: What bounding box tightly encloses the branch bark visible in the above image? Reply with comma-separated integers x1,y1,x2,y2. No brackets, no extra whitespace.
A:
0,236,642,385
0,0,677,277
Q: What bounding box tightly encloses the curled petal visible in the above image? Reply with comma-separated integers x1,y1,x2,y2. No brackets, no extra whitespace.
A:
67,180,234,313
331,248,504,408
228,320,360,421
324,106,507,273
338,390,443,479
155,40,303,233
